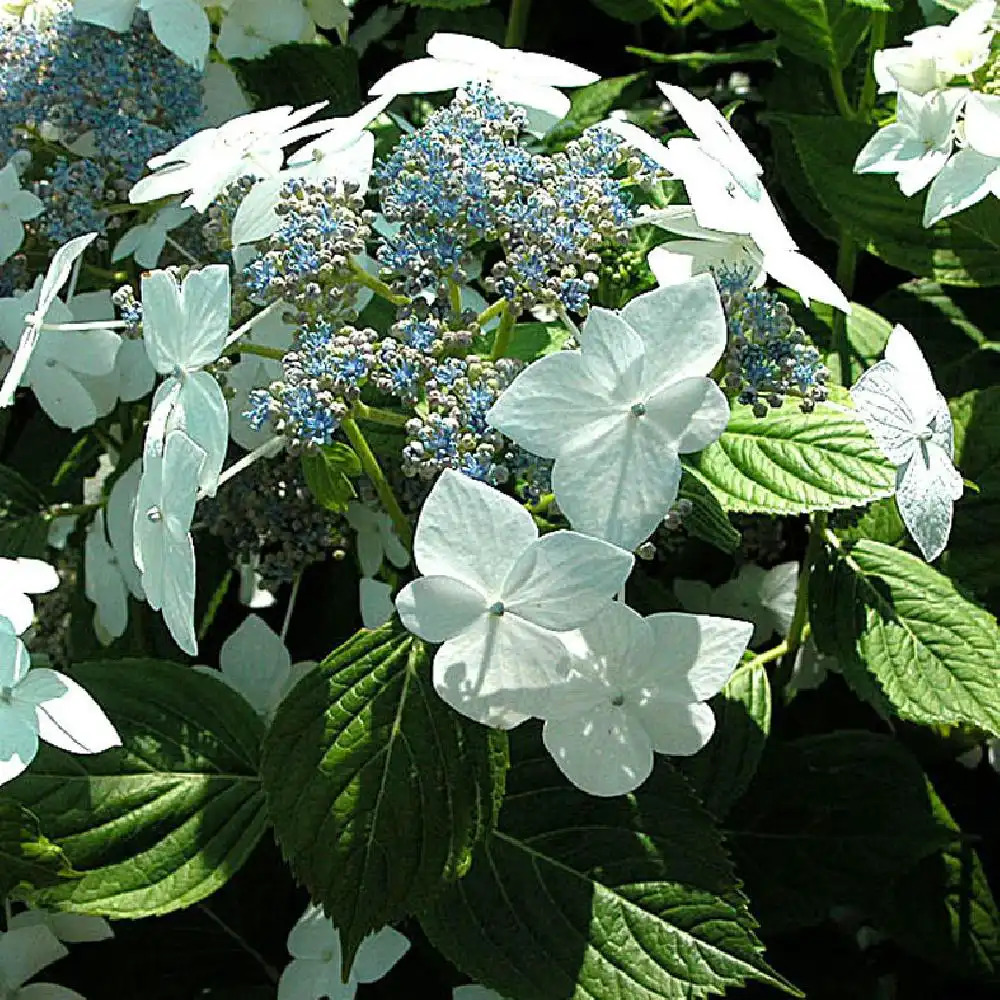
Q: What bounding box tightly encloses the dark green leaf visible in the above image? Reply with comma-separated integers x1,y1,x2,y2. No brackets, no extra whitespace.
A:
397,0,490,7
678,470,741,553
261,622,507,971
740,0,871,68
588,0,659,21
301,443,361,513
0,799,73,898
6,659,268,917
547,73,647,143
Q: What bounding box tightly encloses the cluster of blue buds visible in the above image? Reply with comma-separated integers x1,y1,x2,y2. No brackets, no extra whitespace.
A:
374,82,635,315
0,1,202,242
716,266,828,417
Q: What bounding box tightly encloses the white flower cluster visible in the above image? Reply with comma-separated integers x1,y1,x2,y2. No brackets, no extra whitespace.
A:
855,0,1000,226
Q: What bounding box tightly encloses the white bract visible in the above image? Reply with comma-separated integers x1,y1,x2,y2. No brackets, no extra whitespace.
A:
8,908,113,944
369,32,598,134
0,923,85,1000
540,602,753,797
278,904,409,1000
0,614,121,786
923,91,1000,225
195,614,315,721
133,429,206,655
640,204,850,312
216,0,310,60
395,470,635,728
488,276,730,551
0,557,58,635
855,88,967,197
674,561,798,646
850,324,963,562
142,264,230,495
129,102,334,213
111,202,194,269
874,0,996,94
72,0,211,69
346,500,409,577
359,577,395,630
0,160,42,264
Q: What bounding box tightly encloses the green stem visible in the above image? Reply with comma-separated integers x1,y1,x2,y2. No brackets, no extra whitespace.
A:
353,401,410,428
489,302,515,361
448,280,463,315
476,298,508,329
832,233,858,383
829,68,856,120
199,904,278,985
340,417,412,549
44,500,104,521
785,511,825,659
859,12,889,121
223,341,285,361
505,0,533,48
349,261,407,306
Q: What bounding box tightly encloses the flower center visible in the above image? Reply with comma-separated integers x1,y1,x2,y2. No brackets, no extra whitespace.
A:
630,402,646,418
488,601,505,616
146,505,163,523
609,689,625,708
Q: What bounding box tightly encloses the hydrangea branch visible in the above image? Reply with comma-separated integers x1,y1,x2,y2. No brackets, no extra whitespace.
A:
860,12,890,120
353,401,410,428
348,261,408,306
505,0,534,48
489,301,516,360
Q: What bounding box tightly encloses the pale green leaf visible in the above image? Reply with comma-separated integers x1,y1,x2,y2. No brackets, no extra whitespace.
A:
0,800,73,898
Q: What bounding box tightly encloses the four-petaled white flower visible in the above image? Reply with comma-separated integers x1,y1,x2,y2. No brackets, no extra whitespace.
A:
0,160,42,264
395,470,635,728
851,324,963,562
540,602,753,797
129,102,334,213
923,91,1000,226
216,0,311,60
369,32,598,134
874,0,996,95
278,904,409,1000
1,614,121,786
142,264,231,495
674,561,798,646
0,557,58,635
195,614,315,722
72,0,211,69
0,923,86,1000
488,276,730,551
133,429,206,655
111,202,194,269
855,88,967,197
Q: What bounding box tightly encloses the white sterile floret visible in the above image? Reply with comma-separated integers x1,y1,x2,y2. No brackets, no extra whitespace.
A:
539,602,753,797
0,557,58,635
8,908,113,944
0,160,42,265
359,577,395,630
395,470,635,728
73,0,211,69
1,614,121,786
216,0,311,60
850,325,963,562
141,264,231,495
488,276,730,551
128,102,334,214
369,32,598,134
0,923,83,1000
346,500,409,577
674,561,798,646
231,95,392,246
855,88,967,196
112,202,193,269
923,91,1000,225
133,429,206,655
640,204,850,312
195,614,315,722
453,988,505,1000
278,904,409,1000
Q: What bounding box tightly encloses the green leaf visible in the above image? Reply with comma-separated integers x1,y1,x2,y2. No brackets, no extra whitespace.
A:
0,462,50,558
684,402,895,515
261,622,507,971
729,731,956,932
0,463,47,514
816,538,1000,736
491,321,572,363
301,443,361,513
875,781,1000,980
232,42,360,115
676,663,771,819
5,659,268,917
588,0,659,21
397,0,489,7
740,0,871,69
0,800,73,898
419,734,798,1000
678,470,741,553
769,113,1000,286
946,386,1000,592
547,73,647,143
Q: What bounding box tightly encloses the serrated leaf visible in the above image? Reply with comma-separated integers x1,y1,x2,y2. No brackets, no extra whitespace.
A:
769,114,1000,286
547,73,647,143
729,731,956,932
684,402,895,515
301,443,361,513
741,0,870,69
677,470,741,553
875,781,1000,980
5,659,268,918
817,538,1000,736
0,799,74,898
261,622,507,972
419,734,797,1000
676,663,770,818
